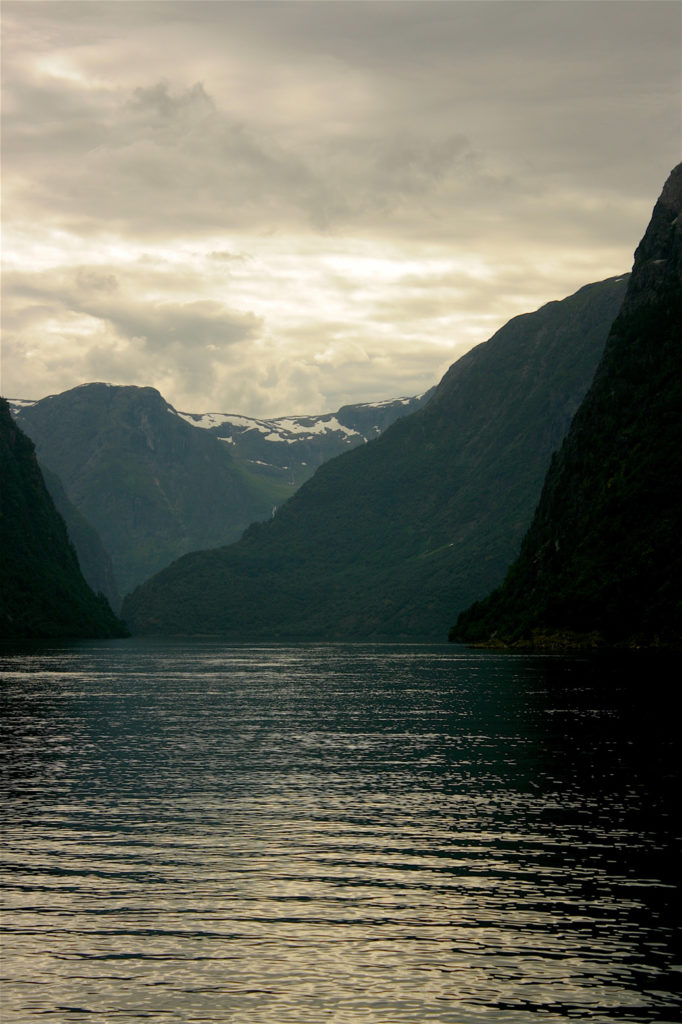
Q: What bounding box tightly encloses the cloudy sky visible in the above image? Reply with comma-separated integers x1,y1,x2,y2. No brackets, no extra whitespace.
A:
2,1,680,417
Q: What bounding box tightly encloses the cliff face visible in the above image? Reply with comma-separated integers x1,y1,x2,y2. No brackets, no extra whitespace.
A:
0,399,127,639
453,164,682,648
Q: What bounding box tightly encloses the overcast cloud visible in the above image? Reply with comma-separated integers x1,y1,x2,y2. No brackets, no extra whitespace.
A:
2,1,680,416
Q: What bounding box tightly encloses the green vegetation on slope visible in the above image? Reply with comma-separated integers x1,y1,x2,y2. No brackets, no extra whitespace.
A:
122,275,627,640
452,164,682,649
0,399,128,639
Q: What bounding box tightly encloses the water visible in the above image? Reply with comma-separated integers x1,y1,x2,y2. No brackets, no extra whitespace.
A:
1,640,680,1023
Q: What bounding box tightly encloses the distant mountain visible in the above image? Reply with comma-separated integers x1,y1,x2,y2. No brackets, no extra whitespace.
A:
452,164,682,649
122,273,628,640
0,398,127,639
14,386,430,594
177,393,433,487
14,384,290,595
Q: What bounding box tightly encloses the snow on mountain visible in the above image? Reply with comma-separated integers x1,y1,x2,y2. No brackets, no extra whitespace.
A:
7,398,38,417
10,388,433,489
177,410,365,442
174,394,433,485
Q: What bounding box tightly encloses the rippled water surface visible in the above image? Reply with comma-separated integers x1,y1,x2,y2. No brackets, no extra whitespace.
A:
1,640,680,1023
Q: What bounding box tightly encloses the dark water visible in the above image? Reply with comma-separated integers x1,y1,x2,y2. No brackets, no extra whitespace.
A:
1,640,680,1023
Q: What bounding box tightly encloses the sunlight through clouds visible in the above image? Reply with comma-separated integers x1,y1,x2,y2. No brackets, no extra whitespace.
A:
1,1,679,415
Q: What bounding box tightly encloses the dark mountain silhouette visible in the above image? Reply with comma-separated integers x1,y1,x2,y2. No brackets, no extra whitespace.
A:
0,398,127,639
122,274,628,639
452,163,682,648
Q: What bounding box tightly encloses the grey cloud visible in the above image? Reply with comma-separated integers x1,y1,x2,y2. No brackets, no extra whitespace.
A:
159,1,670,76
209,251,252,264
3,0,680,417
2,263,268,411
5,267,262,353
6,77,324,237
1,49,506,241
4,0,680,247
103,300,261,353
128,81,215,123
75,269,119,294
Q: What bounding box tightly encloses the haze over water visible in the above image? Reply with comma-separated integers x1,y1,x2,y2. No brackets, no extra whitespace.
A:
1,641,680,1023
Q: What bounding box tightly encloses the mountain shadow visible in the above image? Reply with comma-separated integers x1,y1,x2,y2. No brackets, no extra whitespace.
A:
122,274,628,640
452,163,682,649
0,399,127,639
39,465,121,611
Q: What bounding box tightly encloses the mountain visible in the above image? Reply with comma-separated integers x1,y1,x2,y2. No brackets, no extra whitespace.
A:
1,403,121,607
0,398,127,639
14,383,291,595
122,273,628,639
452,165,682,649
177,393,433,487
14,386,431,595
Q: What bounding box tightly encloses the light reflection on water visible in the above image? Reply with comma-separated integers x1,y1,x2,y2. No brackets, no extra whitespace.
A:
1,640,680,1023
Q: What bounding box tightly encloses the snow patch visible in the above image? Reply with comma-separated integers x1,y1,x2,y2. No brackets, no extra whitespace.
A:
272,416,358,439
7,398,37,415
178,407,362,442
177,410,250,430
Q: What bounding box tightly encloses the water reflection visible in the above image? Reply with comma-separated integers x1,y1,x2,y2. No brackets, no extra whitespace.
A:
1,641,680,1022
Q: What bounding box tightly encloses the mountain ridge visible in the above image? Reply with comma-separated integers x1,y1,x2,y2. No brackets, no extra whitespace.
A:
13,385,432,593
174,390,433,486
122,273,629,639
15,383,286,594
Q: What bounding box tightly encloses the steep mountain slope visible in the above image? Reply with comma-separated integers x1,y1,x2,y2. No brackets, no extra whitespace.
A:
452,164,682,648
178,393,433,487
0,399,127,639
39,466,121,611
15,384,292,594
123,274,628,640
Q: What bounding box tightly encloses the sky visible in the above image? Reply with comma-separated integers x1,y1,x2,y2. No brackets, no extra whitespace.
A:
2,1,680,418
